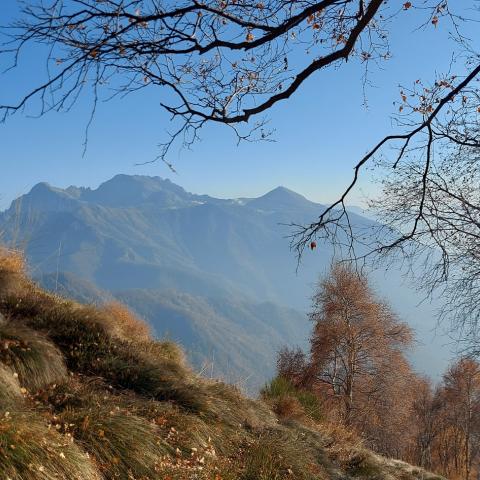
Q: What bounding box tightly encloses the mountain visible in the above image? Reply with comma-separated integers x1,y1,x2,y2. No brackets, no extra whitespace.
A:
0,175,454,389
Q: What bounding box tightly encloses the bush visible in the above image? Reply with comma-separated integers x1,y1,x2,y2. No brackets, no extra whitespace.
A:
0,321,67,392
101,301,151,342
272,394,304,420
262,376,322,422
0,248,25,276
0,248,28,296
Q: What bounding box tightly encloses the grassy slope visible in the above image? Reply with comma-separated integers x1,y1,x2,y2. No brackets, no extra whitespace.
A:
0,250,443,480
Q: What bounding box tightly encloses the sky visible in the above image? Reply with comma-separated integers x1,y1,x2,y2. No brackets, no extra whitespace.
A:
0,1,478,210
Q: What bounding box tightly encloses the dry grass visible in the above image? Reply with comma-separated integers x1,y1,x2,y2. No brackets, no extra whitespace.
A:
0,248,25,275
0,287,208,411
0,408,102,480
238,428,324,480
0,321,67,392
58,406,169,479
101,300,151,342
0,364,22,404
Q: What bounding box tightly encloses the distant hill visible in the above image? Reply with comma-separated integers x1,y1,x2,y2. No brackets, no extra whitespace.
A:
0,174,454,388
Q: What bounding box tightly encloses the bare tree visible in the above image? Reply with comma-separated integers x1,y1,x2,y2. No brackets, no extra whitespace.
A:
367,135,480,346
0,0,388,160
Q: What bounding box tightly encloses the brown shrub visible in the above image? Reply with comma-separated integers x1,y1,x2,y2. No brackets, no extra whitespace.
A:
272,394,305,420
101,301,151,342
0,248,25,275
0,248,29,296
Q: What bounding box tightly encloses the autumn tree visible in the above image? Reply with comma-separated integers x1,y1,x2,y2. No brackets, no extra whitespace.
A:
408,379,443,471
441,357,480,480
408,358,480,480
309,263,413,427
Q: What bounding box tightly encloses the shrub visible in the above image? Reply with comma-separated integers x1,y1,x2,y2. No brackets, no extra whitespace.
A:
0,248,25,276
262,377,323,422
0,321,67,392
101,301,151,342
0,408,101,480
272,394,304,420
0,248,28,296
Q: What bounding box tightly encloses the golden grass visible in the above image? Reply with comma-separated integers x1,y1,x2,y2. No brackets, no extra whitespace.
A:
101,300,151,342
0,247,25,275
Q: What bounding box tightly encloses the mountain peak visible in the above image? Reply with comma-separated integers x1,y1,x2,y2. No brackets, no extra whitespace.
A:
248,185,316,211
83,174,190,207
5,181,77,214
266,185,302,197
29,182,65,196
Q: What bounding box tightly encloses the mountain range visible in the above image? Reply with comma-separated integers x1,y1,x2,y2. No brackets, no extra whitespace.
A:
0,174,454,390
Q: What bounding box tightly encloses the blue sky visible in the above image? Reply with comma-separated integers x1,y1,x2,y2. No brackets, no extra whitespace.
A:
0,1,477,210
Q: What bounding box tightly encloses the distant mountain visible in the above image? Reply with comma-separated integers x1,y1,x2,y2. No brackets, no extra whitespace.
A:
38,272,112,305
0,175,454,389
117,288,308,388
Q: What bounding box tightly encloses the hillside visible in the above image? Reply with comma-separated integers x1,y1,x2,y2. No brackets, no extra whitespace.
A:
0,249,444,480
0,175,453,387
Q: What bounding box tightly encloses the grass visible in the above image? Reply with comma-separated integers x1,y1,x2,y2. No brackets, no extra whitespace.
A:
0,287,207,411
59,405,168,479
0,408,101,480
346,451,383,479
0,364,22,404
239,429,322,480
0,321,67,392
